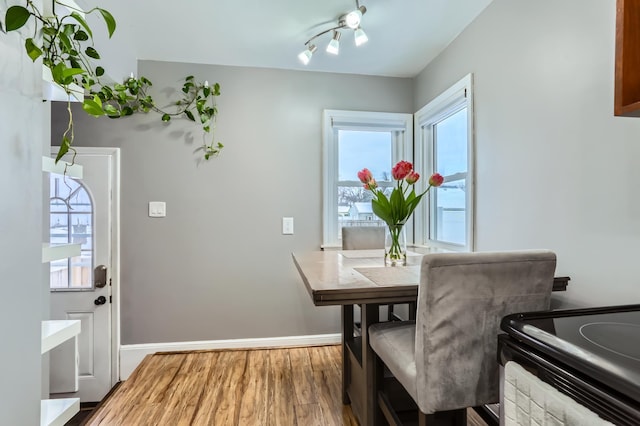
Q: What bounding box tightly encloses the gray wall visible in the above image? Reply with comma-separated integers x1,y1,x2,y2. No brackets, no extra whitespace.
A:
414,0,640,308
52,62,413,344
0,20,44,425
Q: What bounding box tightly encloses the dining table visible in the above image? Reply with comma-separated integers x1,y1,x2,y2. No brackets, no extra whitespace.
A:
291,248,570,426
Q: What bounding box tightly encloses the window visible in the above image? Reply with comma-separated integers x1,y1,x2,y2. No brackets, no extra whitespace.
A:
414,74,474,251
323,110,412,247
50,176,94,290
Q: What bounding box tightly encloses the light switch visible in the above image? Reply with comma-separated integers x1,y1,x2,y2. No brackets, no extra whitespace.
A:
282,217,294,235
149,201,166,218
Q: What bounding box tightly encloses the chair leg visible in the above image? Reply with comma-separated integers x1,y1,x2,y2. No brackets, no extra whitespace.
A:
372,353,389,426
387,304,395,321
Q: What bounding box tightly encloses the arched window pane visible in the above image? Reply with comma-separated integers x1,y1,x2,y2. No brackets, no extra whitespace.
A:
50,176,94,290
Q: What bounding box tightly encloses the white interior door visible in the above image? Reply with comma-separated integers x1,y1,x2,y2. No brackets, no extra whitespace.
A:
49,150,117,402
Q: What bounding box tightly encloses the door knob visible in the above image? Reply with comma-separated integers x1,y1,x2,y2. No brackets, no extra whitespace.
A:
94,296,107,306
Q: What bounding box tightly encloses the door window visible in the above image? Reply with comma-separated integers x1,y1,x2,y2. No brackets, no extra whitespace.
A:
50,176,94,290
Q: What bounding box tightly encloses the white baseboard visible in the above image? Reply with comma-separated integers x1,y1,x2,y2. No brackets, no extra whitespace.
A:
119,333,341,380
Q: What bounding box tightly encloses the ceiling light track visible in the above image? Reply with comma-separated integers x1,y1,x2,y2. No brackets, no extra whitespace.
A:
298,1,368,65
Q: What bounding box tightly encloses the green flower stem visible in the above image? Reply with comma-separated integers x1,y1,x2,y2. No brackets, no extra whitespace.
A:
386,225,405,264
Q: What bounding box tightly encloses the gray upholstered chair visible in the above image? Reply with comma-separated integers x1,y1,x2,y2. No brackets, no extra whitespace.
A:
369,250,557,425
342,226,412,321
341,226,385,250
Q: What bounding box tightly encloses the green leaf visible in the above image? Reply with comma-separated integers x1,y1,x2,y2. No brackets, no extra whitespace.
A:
70,12,93,39
97,8,116,38
161,114,171,122
122,106,134,116
5,6,30,32
43,26,56,37
185,75,194,81
184,110,195,122
58,32,72,52
85,46,100,59
95,66,105,76
73,30,89,41
55,137,71,163
51,63,65,85
25,38,42,61
69,57,81,69
103,104,119,116
62,67,85,78
62,23,75,37
82,96,104,117
203,87,211,97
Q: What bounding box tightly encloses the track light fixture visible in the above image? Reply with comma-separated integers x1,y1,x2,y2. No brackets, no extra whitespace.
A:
298,1,368,65
298,44,317,65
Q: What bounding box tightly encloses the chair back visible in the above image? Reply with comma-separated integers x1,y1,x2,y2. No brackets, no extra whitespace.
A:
341,226,385,250
414,250,556,414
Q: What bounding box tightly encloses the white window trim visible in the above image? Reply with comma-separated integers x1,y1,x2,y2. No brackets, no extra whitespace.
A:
414,74,475,252
322,109,413,248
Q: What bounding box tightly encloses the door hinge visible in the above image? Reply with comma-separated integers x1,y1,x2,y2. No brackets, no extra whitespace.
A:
109,278,112,286
109,295,112,303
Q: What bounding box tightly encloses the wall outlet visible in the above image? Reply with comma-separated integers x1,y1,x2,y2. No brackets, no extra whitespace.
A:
149,201,166,218
282,217,294,235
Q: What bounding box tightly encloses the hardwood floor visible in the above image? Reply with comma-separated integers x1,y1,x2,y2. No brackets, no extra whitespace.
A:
82,345,488,425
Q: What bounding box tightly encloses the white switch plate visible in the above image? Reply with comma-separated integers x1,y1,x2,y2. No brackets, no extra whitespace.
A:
282,217,294,235
149,201,166,218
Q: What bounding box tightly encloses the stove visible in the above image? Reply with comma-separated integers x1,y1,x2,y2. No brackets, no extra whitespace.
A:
499,304,640,425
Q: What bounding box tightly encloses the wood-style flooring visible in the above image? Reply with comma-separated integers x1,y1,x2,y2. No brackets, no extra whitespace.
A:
81,345,487,426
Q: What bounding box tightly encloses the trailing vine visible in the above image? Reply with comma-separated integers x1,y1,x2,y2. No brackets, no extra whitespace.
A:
1,1,223,164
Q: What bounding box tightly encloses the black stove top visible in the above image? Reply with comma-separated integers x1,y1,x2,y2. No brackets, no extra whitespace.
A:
501,304,640,404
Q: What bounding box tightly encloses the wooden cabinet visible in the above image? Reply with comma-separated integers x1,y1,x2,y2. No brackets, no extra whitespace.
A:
615,0,640,116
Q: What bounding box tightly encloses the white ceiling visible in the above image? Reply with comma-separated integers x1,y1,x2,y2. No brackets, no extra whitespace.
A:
79,0,493,79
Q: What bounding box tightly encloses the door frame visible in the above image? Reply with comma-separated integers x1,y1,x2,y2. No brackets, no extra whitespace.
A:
52,146,121,388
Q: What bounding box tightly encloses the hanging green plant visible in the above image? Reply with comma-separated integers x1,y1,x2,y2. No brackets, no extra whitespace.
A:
1,1,223,164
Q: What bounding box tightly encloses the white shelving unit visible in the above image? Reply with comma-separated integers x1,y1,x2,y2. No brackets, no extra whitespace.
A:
41,155,83,425
41,398,80,426
40,319,81,426
42,243,81,263
41,320,81,355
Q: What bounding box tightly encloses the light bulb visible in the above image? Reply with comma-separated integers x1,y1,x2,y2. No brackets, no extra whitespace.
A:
345,6,366,29
354,27,368,46
298,44,317,65
326,31,341,55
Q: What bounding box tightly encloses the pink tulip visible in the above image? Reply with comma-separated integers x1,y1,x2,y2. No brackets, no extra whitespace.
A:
429,173,444,187
392,161,413,180
405,171,420,184
364,178,378,190
358,168,373,184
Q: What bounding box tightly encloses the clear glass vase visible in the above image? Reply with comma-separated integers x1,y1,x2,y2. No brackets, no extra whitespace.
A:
385,225,407,266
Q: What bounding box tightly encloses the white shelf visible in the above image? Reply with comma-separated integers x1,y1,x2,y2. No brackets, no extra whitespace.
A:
41,398,80,426
42,156,83,179
41,320,81,354
42,243,81,263
42,66,84,103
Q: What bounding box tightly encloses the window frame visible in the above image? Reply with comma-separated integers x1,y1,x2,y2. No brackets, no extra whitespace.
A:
49,176,96,291
322,109,413,248
414,74,475,252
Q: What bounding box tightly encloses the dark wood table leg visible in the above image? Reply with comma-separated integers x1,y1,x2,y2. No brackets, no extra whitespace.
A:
361,303,380,426
341,304,354,404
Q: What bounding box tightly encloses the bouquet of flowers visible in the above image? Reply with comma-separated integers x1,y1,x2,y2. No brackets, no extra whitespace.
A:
358,161,443,265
